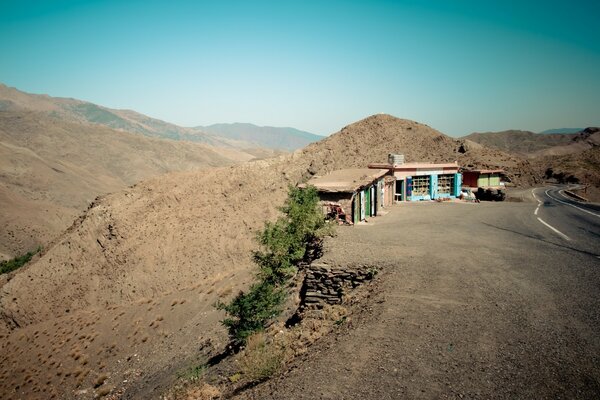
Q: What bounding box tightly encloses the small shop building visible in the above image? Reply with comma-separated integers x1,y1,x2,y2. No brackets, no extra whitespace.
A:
369,155,462,201
301,168,394,224
462,169,506,189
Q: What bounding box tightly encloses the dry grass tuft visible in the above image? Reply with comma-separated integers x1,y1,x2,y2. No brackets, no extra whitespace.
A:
184,383,221,400
238,332,285,382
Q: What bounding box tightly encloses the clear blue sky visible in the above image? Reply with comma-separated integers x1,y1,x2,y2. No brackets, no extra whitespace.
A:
1,0,599,136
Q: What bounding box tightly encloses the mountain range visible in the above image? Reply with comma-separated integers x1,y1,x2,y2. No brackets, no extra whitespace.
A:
199,122,323,151
539,128,583,134
0,84,321,151
0,84,324,258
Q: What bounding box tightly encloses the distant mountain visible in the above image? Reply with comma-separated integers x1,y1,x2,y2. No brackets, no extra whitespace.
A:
539,128,583,134
0,83,279,259
461,130,576,155
0,83,255,149
199,122,323,151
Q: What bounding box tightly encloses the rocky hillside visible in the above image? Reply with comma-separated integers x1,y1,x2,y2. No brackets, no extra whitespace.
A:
532,128,600,201
302,116,539,186
461,129,577,155
0,111,256,260
0,114,540,399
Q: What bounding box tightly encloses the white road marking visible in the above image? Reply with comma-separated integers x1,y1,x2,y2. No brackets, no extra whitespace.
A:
532,189,542,204
545,189,600,218
536,217,571,241
532,189,571,240
532,189,541,215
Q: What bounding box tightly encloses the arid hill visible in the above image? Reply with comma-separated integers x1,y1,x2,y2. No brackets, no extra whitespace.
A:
0,83,322,151
0,114,540,399
0,83,244,147
200,123,323,151
461,129,577,155
534,128,600,201
0,111,257,260
463,126,600,201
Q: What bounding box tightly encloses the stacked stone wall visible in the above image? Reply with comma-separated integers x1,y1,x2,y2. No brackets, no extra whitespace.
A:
301,262,376,309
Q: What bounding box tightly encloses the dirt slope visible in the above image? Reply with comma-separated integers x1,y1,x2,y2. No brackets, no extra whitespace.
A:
0,114,540,399
0,111,256,259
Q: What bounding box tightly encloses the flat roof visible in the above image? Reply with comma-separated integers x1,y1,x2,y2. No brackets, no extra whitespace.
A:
303,168,390,193
463,169,505,174
369,162,459,169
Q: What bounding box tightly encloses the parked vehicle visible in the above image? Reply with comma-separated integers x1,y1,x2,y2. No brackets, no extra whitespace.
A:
475,187,505,201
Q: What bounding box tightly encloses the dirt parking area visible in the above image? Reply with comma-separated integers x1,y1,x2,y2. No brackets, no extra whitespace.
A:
236,200,600,399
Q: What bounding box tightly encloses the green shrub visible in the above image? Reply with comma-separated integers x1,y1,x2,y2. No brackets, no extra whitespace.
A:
217,185,331,344
0,247,41,275
217,281,285,345
254,185,331,284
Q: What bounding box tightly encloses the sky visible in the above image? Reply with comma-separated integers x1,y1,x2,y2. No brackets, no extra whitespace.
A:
0,0,599,136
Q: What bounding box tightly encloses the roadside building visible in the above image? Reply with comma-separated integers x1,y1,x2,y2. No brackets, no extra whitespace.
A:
301,168,393,224
369,154,461,201
462,169,506,189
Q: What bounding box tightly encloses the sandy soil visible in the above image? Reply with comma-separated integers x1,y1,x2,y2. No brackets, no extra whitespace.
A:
0,114,543,399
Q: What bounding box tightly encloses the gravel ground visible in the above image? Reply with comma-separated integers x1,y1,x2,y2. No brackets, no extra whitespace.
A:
235,198,600,399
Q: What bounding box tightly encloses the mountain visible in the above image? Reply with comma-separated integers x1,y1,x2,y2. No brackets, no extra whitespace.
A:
0,111,256,260
0,84,286,259
0,83,258,149
539,128,583,134
0,114,540,399
461,130,577,155
0,84,320,152
531,127,600,201
199,122,323,151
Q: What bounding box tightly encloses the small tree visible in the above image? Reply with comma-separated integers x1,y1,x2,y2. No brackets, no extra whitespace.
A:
217,281,285,345
217,185,330,344
254,185,329,284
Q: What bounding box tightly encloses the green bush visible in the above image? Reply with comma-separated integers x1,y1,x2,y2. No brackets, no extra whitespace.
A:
254,185,331,285
217,281,286,345
0,247,41,275
217,185,330,345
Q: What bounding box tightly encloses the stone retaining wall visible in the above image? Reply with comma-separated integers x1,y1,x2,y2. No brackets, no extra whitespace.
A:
301,262,376,309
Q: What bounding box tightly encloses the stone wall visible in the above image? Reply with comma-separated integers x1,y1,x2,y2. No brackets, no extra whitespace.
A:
301,262,376,309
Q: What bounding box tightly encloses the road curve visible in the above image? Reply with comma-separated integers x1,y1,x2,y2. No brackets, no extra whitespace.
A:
532,185,600,257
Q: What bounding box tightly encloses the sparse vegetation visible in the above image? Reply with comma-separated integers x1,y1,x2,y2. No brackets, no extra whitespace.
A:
0,247,41,275
237,332,285,382
217,185,330,344
178,363,208,382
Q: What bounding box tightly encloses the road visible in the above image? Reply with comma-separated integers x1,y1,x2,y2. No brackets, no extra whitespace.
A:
530,185,600,257
236,187,600,400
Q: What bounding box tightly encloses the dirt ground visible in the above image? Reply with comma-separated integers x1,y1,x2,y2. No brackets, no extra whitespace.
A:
0,114,545,399
236,197,600,399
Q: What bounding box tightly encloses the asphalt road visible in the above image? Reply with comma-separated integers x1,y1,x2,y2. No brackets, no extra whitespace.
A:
530,185,600,257
237,188,600,400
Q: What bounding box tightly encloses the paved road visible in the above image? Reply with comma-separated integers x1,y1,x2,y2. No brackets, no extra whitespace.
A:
237,188,600,400
530,185,600,257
